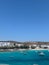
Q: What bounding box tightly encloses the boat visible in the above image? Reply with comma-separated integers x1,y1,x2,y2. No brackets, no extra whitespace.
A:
38,52,45,56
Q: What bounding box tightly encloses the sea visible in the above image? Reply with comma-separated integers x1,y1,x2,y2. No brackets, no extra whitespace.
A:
0,50,49,65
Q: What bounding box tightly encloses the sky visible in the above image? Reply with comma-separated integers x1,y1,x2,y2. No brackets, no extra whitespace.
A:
0,0,49,42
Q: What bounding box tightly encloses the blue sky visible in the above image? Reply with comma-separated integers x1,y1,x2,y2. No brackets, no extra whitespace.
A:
0,0,49,42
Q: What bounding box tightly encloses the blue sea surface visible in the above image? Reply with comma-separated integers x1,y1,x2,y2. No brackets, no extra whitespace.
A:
0,50,49,65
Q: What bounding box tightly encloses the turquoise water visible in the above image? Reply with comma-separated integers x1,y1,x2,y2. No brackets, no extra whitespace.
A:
0,50,49,65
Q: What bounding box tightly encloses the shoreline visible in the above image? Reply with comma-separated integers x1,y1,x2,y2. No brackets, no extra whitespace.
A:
0,49,49,52
18,49,49,50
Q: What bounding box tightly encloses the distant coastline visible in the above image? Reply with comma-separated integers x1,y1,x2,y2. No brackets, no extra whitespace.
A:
0,41,49,52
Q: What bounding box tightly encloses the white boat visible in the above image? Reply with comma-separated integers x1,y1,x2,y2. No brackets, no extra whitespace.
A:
38,52,45,56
